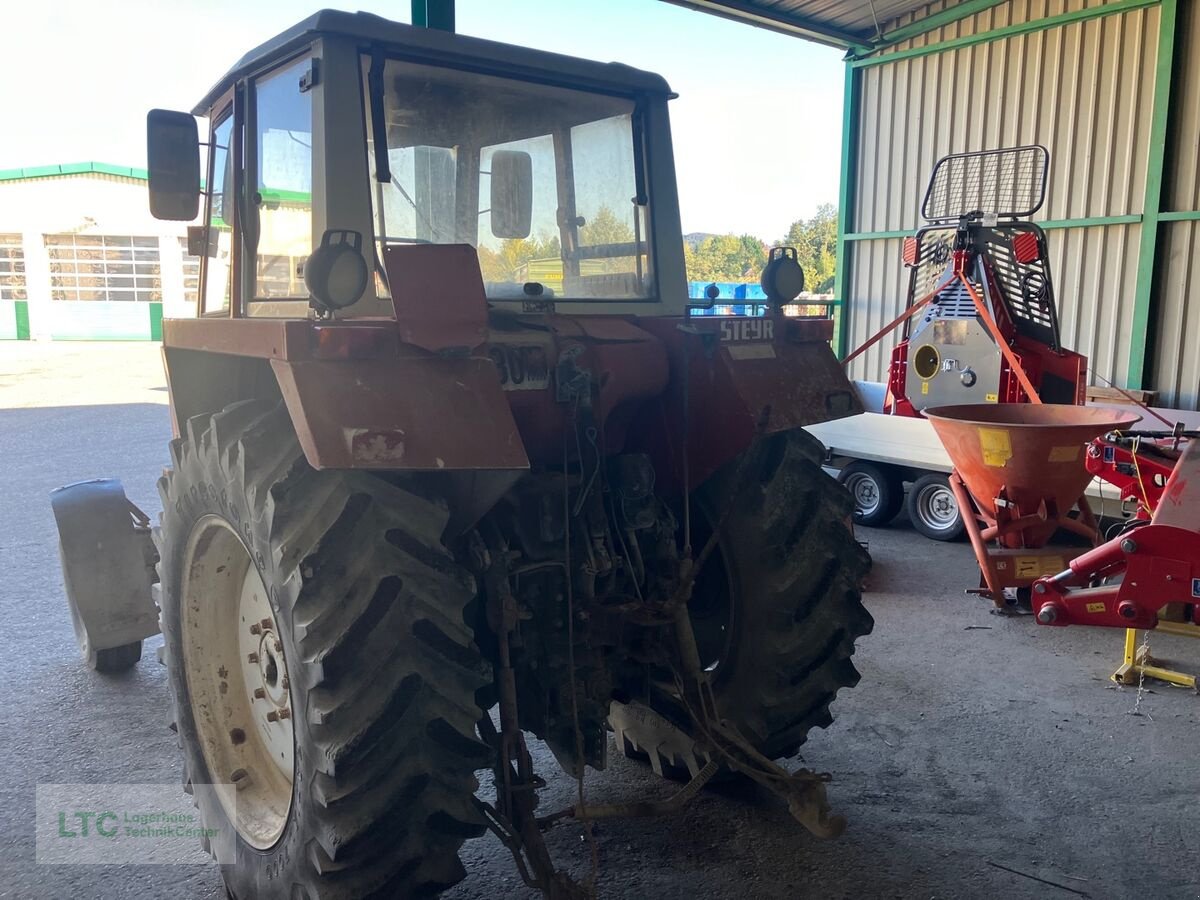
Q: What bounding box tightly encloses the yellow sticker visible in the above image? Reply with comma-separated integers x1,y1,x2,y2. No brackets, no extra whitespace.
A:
985,393,999,403
1048,445,1080,463
921,381,929,395
979,427,1013,467
1086,601,1107,614
1015,556,1061,578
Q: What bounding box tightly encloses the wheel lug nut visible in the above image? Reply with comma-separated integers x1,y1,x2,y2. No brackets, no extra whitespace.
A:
277,708,291,720
247,652,258,664
253,688,266,699
266,711,279,722
249,623,261,635
260,618,273,631
280,676,289,690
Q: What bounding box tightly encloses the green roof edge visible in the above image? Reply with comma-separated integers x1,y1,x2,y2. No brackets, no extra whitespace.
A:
0,162,149,183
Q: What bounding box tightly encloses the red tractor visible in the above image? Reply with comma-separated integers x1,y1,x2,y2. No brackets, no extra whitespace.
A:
53,11,872,898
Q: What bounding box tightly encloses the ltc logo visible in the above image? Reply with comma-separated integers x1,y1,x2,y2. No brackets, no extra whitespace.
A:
720,318,774,342
57,811,118,838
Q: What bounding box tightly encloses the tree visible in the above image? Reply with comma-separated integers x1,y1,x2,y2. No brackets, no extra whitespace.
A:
781,204,838,293
684,234,768,283
579,205,635,246
477,233,561,283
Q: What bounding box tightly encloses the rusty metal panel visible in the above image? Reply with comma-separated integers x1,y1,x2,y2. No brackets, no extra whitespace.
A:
271,356,529,471
847,1,1159,395
1153,222,1200,410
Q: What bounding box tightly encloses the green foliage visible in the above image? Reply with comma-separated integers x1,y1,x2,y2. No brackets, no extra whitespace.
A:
684,234,769,283
477,233,562,283
478,203,841,294
781,203,838,294
580,206,635,246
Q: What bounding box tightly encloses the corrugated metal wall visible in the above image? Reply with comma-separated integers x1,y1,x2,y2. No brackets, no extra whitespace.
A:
1153,0,1200,408
843,0,1172,401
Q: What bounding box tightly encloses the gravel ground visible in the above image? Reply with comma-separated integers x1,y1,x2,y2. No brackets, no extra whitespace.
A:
1,341,1198,899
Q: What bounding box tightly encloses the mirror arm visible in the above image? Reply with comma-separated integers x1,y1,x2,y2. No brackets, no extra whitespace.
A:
368,53,392,184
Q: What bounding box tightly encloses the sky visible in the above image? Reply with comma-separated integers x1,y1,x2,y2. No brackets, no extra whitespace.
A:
0,0,845,242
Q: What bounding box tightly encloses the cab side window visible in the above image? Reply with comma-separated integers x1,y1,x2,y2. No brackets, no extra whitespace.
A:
254,58,313,298
203,114,235,314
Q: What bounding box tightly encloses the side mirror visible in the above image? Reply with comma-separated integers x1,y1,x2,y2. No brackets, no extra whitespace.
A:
490,150,533,240
147,109,201,221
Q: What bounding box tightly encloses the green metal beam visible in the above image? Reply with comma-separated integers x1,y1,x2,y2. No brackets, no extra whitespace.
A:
850,0,1160,69
865,0,1007,55
833,62,860,360
14,300,30,340
1128,0,1177,389
1158,210,1200,222
412,0,454,32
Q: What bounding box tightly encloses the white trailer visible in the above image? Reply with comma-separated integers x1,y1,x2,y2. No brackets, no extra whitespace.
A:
805,381,1200,542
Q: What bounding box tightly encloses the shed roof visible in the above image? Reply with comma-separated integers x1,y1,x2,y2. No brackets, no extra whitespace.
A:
661,0,996,50
0,162,147,184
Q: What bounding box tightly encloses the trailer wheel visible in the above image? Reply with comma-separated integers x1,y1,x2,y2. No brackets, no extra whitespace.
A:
837,461,903,526
156,400,489,899
907,473,964,541
611,429,873,774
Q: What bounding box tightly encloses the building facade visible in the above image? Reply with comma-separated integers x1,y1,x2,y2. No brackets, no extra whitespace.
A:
0,163,198,340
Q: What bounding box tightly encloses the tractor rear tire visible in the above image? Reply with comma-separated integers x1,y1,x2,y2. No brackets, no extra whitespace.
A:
155,400,489,899
611,428,873,774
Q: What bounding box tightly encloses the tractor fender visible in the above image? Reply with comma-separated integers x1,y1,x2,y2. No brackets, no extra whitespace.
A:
270,352,530,471
49,478,160,653
161,318,531,473
633,316,863,493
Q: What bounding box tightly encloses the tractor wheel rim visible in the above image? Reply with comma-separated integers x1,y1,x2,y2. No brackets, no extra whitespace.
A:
917,485,958,530
845,473,880,516
181,516,294,849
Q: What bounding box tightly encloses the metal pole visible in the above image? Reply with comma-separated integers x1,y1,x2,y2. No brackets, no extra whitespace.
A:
411,0,455,32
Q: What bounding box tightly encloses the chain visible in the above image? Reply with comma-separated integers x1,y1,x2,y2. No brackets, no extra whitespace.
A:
1130,629,1151,718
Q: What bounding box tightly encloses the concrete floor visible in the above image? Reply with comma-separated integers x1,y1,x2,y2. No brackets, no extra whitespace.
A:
2,342,1199,899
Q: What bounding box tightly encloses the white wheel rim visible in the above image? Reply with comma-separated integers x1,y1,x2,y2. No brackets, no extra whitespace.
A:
917,485,959,531
181,516,294,849
845,473,881,517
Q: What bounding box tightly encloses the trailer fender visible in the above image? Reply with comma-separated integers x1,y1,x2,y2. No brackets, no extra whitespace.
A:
49,479,159,655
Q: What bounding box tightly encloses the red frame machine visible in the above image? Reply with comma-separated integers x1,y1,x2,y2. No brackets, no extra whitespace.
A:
844,146,1088,419
1033,433,1200,632
844,147,1119,610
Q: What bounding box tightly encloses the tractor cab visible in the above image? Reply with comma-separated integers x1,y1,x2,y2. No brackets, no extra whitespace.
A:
147,9,686,321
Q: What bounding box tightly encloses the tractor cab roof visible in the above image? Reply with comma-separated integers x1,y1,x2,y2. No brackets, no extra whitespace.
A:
194,9,674,115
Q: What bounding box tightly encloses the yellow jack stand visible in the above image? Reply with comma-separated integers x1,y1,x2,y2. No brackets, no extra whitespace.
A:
1112,622,1200,689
